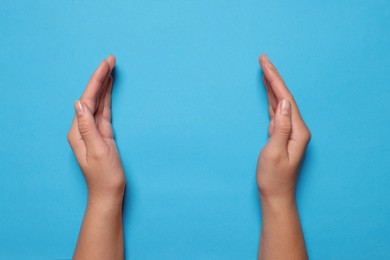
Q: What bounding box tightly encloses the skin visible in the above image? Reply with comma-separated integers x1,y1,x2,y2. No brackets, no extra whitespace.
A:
257,54,311,260
67,54,310,259
67,55,125,260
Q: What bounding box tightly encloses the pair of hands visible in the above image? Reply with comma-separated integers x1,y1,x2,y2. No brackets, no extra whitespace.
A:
67,54,310,260
66,54,310,210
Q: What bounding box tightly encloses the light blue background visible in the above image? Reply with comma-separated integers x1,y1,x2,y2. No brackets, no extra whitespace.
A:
1,0,389,259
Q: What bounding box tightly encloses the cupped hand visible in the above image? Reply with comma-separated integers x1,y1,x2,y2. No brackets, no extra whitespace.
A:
257,54,311,204
67,55,125,204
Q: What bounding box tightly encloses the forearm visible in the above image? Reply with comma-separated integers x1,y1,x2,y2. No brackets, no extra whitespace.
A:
73,196,124,260
258,196,307,260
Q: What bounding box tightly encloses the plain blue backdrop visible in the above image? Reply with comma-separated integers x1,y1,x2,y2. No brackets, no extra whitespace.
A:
1,0,389,259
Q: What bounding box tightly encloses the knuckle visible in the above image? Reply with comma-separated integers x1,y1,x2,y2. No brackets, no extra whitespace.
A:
268,77,279,87
80,99,94,111
67,132,74,145
301,128,312,143
306,129,312,141
91,62,109,83
102,108,111,120
287,94,296,104
78,122,93,136
89,146,108,160
261,147,284,163
277,122,292,135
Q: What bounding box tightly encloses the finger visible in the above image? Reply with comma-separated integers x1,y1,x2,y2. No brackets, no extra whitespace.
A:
93,54,116,114
259,54,306,128
97,76,114,139
269,99,292,153
105,54,116,71
102,76,113,121
96,55,116,117
67,114,86,161
80,58,111,113
263,76,277,118
259,54,291,98
264,76,278,112
74,100,107,155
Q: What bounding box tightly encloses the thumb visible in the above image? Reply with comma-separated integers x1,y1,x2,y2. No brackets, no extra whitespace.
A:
74,100,106,154
269,99,292,151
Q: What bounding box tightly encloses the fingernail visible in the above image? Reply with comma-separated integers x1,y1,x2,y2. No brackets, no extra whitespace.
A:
281,99,291,115
263,55,275,71
106,54,116,62
74,100,84,115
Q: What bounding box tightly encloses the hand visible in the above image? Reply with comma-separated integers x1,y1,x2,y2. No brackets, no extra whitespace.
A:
256,54,311,204
67,55,125,205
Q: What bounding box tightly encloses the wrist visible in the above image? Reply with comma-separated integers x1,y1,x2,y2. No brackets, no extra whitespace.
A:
86,195,123,220
86,178,125,203
87,190,124,211
259,193,297,214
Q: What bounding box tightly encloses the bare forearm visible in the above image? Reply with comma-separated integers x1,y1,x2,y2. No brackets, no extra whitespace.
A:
73,196,124,260
258,197,307,260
